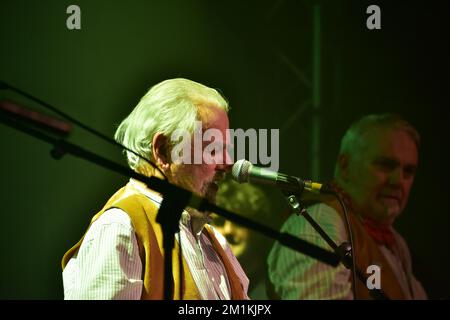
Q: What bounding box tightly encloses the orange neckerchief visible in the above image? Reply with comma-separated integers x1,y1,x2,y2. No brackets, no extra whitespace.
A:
329,181,397,249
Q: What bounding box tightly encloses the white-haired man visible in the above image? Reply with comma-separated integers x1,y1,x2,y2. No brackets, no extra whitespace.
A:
268,114,427,299
62,78,249,300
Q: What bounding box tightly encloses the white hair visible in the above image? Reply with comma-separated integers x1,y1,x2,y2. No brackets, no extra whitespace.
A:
334,113,420,178
114,78,229,171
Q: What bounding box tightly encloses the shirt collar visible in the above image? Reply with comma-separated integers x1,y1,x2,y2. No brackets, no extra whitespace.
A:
128,178,206,236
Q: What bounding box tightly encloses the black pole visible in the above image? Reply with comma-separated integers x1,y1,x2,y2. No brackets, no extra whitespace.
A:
0,104,341,300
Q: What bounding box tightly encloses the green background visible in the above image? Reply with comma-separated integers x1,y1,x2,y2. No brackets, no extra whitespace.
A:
1,0,449,299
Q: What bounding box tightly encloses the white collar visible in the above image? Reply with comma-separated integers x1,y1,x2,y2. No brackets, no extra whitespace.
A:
128,178,207,235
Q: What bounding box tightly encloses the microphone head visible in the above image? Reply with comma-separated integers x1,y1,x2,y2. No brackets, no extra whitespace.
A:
231,159,252,183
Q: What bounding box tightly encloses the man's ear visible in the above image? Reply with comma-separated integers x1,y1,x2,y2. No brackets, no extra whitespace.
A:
152,133,171,169
337,154,350,182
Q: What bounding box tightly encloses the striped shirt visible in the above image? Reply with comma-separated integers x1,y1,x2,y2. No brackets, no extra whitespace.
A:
63,179,249,300
267,203,427,300
268,203,353,299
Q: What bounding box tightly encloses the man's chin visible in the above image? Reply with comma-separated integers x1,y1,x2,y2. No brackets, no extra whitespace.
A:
372,206,400,225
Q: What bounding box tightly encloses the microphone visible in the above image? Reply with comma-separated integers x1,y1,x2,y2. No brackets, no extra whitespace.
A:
231,159,329,194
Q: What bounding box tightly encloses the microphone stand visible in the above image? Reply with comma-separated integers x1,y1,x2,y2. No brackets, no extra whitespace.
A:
284,192,390,300
0,107,340,300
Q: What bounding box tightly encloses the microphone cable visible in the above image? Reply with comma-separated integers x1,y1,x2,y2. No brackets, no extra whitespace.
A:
332,192,358,299
329,189,389,300
0,80,167,180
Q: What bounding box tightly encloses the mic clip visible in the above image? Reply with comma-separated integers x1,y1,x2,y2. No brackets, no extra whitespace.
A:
285,194,307,216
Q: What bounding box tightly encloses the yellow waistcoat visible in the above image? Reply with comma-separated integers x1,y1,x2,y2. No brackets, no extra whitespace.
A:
62,183,246,300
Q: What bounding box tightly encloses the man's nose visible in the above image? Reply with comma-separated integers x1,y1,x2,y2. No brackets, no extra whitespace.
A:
217,149,233,172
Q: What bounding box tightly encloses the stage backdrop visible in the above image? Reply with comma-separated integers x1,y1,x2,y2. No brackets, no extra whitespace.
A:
0,0,448,299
